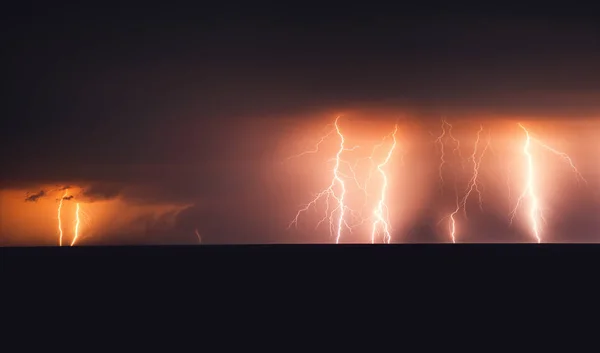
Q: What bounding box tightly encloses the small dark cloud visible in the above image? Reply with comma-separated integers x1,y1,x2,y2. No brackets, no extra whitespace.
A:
62,195,74,201
25,190,46,202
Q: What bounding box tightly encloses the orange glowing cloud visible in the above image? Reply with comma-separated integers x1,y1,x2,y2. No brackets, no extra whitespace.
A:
1,185,191,246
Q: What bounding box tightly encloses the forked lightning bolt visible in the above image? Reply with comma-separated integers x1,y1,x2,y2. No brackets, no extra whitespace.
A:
510,124,542,243
531,137,587,184
286,126,336,161
510,123,586,243
289,116,357,243
343,128,402,234
370,124,398,244
436,123,491,243
289,117,400,243
459,126,491,218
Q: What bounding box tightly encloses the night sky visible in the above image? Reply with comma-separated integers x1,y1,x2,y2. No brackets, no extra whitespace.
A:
3,3,600,245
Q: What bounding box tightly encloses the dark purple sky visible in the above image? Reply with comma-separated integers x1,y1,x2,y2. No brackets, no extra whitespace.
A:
3,3,600,245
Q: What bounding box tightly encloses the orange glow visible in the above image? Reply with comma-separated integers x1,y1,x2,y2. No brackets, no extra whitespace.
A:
3,113,597,245
1,186,189,246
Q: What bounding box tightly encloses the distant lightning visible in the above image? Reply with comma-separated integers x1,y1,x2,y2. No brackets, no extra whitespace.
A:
370,124,398,244
459,125,491,218
195,228,202,243
57,189,69,246
437,124,491,243
285,126,336,161
55,188,88,246
509,123,586,243
433,119,463,190
447,184,461,244
70,203,81,246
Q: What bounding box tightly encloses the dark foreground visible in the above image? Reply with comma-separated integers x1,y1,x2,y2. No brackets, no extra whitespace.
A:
4,244,599,281
4,244,599,332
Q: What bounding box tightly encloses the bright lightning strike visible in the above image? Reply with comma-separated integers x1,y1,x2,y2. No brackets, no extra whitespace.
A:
289,117,400,243
511,124,542,243
510,123,585,243
447,184,461,244
57,189,69,246
289,116,357,243
70,203,81,246
370,124,398,244
332,120,348,243
55,188,87,246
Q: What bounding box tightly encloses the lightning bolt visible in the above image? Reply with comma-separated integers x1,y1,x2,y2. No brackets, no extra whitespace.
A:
433,118,462,190
56,188,89,246
370,124,399,244
511,124,542,243
437,124,491,243
447,183,461,244
531,137,587,185
57,189,69,246
345,131,397,231
286,126,336,161
510,123,587,243
459,125,490,218
70,203,81,246
289,116,356,243
509,123,585,243
195,228,202,243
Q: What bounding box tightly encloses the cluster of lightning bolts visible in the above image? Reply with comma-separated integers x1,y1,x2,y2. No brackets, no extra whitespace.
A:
288,116,400,243
290,117,586,243
56,188,88,246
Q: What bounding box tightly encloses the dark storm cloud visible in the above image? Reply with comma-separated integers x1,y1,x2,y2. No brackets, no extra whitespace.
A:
25,190,46,202
62,195,74,201
23,186,73,202
4,4,600,244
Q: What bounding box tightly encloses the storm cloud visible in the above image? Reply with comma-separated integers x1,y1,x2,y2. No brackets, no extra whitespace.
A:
25,190,46,202
3,4,600,244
